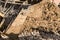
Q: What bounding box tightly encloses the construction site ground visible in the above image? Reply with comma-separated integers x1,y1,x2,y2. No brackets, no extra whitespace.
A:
0,0,60,40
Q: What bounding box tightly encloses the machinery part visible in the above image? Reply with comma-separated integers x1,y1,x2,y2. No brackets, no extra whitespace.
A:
0,4,14,29
0,0,42,5
0,12,5,17
0,5,21,32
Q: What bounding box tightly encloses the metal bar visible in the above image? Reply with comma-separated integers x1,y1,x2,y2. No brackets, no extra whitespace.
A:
0,18,5,28
3,0,8,11
0,0,31,5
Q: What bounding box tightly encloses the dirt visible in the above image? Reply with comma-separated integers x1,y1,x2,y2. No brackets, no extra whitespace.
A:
1,0,60,40
22,0,60,36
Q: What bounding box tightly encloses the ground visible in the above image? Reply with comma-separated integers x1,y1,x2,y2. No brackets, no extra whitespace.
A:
0,0,60,40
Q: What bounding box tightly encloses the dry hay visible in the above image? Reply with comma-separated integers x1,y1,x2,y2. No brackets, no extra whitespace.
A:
22,0,60,36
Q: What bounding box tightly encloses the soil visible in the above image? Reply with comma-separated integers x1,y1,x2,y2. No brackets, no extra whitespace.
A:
18,0,60,40
23,0,60,35
0,0,60,40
